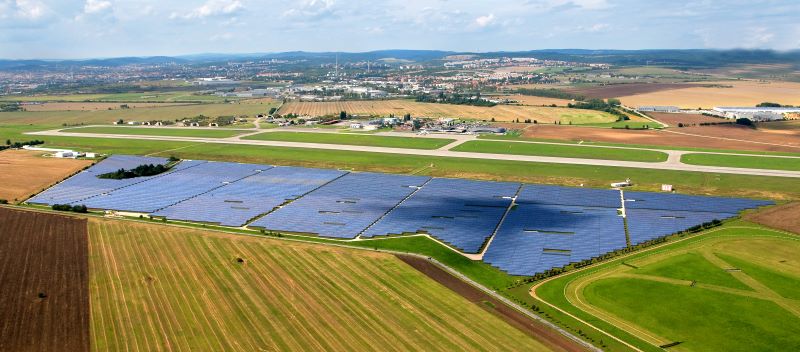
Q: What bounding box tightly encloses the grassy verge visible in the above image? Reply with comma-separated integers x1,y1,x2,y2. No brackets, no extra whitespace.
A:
532,223,800,352
63,126,249,138
452,140,669,162
682,153,800,171
479,134,800,157
242,131,455,149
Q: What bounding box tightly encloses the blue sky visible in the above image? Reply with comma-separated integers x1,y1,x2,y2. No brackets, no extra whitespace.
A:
1,0,798,59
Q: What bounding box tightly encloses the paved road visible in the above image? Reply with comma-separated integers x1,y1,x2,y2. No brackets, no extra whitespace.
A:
29,128,800,178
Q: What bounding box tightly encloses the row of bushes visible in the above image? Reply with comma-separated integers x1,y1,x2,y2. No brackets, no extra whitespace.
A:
51,204,88,213
415,93,497,107
2,139,45,150
98,163,170,179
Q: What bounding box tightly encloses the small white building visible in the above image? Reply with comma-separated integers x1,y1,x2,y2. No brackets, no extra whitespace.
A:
637,106,679,113
54,150,76,158
349,123,363,129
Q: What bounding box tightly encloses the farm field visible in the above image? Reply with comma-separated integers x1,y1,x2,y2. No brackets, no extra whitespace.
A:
0,91,235,103
277,100,617,124
20,102,193,111
64,126,249,138
243,131,455,149
451,140,669,162
501,123,800,153
88,219,551,351
488,94,572,106
744,202,800,234
0,207,90,352
619,80,800,108
536,225,800,352
645,112,723,126
681,153,800,171
0,150,93,203
0,102,275,125
564,83,697,99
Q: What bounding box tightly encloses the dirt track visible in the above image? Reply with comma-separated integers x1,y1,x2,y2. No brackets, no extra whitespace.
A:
0,207,89,352
396,254,588,352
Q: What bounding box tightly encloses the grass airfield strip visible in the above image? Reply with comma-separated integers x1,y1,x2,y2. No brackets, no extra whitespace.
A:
682,153,800,171
64,126,250,138
536,225,800,352
87,218,551,352
451,140,669,163
243,131,456,150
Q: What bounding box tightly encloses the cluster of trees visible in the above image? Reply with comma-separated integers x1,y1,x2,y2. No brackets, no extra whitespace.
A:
0,102,22,112
415,93,497,107
687,219,722,233
51,204,88,213
2,139,44,151
568,98,628,119
757,102,795,108
515,88,585,101
98,163,171,179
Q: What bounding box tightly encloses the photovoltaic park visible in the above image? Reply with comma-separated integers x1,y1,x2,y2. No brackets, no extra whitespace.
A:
29,155,773,276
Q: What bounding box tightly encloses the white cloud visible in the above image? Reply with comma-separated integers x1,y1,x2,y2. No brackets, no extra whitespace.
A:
84,0,112,14
14,0,47,19
578,23,608,32
743,27,775,47
281,0,335,19
172,0,243,20
474,13,495,27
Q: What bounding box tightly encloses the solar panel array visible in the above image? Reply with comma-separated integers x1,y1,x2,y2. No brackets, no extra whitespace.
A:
623,191,772,213
250,172,431,238
362,178,520,253
28,155,169,205
30,154,775,277
484,184,626,276
80,161,262,212
626,209,735,245
153,166,346,226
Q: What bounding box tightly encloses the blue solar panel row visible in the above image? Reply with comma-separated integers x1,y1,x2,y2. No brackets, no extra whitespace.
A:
80,161,263,212
517,184,622,208
484,204,626,276
362,178,520,253
27,155,170,205
250,172,430,238
153,166,346,227
626,208,736,245
623,191,772,213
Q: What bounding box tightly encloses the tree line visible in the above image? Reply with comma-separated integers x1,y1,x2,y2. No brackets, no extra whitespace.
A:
97,163,171,179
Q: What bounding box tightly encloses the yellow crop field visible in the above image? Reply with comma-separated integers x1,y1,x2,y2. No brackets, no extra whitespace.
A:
620,80,800,108
278,100,616,124
88,219,549,351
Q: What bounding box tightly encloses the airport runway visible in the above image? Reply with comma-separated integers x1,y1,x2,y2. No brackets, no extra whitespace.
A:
29,128,800,178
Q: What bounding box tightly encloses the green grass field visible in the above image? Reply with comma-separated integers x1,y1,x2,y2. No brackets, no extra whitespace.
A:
451,140,669,162
536,225,800,352
64,126,248,138
243,131,455,150
479,134,800,157
682,153,800,171
88,218,549,351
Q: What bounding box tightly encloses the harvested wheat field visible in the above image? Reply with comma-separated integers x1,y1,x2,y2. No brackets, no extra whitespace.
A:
504,123,800,153
489,94,572,106
278,100,615,124
0,208,90,352
89,219,550,351
21,102,193,111
744,202,800,234
620,80,800,108
566,83,696,99
0,150,93,203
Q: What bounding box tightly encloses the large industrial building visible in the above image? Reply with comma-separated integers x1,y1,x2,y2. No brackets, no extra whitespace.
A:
712,106,800,121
